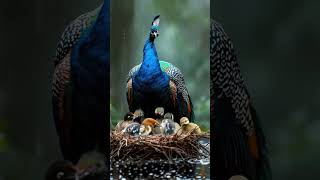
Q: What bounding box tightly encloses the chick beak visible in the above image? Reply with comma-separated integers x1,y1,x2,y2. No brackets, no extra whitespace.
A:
181,120,189,126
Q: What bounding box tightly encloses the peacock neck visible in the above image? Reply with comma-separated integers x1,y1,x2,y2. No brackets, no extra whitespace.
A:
139,38,162,75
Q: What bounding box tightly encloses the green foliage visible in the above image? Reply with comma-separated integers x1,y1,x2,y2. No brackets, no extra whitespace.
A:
193,96,210,132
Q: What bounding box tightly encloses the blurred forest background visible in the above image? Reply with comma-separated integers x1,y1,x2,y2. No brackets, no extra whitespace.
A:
0,0,319,179
212,0,320,179
110,0,210,130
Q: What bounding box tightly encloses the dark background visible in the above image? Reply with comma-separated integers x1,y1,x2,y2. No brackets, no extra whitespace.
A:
0,0,319,179
212,0,320,179
0,0,101,179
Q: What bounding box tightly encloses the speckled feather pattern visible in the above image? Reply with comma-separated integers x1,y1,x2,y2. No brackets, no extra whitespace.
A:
210,20,254,136
52,52,71,129
127,61,192,115
211,19,271,180
52,6,101,118
54,6,101,66
52,2,108,164
52,6,101,133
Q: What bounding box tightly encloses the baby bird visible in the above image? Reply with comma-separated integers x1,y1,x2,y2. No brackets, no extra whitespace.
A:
152,107,165,134
161,119,175,135
114,112,134,132
140,118,160,136
152,123,163,135
122,116,159,136
121,111,146,136
122,122,143,136
45,160,77,180
46,152,107,180
76,151,106,180
164,112,174,121
133,109,144,124
154,107,165,122
160,113,181,135
177,117,202,135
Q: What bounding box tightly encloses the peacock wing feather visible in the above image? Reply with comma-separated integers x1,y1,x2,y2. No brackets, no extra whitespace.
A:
52,1,109,164
126,60,194,121
159,61,194,122
52,6,101,150
69,1,109,164
126,78,133,111
52,11,100,163
211,19,271,180
52,52,74,160
54,5,101,66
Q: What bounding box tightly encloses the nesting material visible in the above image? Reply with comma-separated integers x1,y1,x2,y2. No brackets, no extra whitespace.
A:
110,131,210,161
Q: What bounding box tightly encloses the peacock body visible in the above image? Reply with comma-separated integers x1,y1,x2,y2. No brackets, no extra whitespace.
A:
210,19,271,180
52,1,109,164
127,15,194,122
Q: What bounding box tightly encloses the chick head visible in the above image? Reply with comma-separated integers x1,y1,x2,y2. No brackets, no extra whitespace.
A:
155,107,165,117
180,117,190,126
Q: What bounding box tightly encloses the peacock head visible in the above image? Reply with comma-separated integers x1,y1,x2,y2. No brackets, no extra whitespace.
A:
150,15,160,41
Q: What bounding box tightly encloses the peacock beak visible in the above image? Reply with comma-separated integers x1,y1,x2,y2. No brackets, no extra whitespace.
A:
151,31,159,38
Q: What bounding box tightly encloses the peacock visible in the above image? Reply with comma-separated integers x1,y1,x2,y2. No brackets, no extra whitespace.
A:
210,19,271,180
126,15,194,123
52,0,109,164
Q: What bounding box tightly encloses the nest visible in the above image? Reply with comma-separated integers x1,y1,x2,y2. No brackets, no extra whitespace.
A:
110,131,210,161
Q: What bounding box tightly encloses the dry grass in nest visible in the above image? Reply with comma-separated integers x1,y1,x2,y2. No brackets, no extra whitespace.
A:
110,131,210,162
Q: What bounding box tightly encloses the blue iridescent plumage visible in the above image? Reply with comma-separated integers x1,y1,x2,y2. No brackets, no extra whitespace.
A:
127,15,194,122
52,0,109,164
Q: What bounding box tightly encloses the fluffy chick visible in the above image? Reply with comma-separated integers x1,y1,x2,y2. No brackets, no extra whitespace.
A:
76,151,106,180
154,107,165,122
114,112,134,132
161,118,181,135
141,118,160,136
45,160,77,180
133,109,144,124
122,122,143,136
163,112,174,121
177,117,202,135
